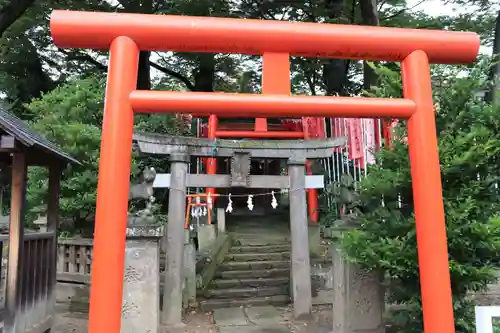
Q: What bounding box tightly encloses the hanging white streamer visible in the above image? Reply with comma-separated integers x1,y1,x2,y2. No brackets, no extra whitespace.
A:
191,196,202,218
247,194,254,211
271,191,278,209
226,193,233,213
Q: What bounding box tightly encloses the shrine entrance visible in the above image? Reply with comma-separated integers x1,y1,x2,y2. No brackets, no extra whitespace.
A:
133,133,345,322
135,133,340,222
50,8,480,333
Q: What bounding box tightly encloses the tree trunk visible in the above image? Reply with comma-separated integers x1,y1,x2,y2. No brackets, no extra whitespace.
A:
193,53,215,92
486,10,500,107
0,0,36,38
137,51,151,90
322,0,350,96
359,0,380,90
118,0,152,90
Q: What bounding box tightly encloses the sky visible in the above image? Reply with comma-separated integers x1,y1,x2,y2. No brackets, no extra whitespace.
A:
407,0,495,54
407,0,465,16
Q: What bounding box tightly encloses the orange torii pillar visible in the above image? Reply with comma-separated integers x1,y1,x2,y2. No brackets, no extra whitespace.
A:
50,11,479,333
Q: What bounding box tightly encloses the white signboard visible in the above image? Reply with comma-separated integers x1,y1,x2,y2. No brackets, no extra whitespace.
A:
475,306,500,333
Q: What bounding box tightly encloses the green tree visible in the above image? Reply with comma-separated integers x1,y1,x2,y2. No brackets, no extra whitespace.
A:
25,76,106,233
336,60,500,332
24,76,182,234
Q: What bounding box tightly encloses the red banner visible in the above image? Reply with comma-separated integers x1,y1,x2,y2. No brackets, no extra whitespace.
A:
302,117,326,139
348,118,363,160
330,117,346,152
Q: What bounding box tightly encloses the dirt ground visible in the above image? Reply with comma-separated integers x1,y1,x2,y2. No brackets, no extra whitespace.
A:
53,309,218,333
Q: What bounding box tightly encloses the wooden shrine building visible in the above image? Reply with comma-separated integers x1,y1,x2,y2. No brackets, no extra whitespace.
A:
0,107,80,332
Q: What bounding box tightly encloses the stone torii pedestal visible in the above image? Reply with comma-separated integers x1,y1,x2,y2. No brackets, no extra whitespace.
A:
133,133,346,324
123,170,163,333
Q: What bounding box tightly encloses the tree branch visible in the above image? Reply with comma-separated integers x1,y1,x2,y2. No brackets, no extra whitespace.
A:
380,0,427,22
59,48,195,91
0,0,36,38
149,61,195,91
59,49,108,71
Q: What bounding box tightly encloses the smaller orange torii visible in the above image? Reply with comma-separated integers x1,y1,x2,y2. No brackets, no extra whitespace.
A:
50,10,479,333
184,193,220,228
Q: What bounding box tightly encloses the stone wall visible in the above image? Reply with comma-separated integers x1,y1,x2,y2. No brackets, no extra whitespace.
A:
55,282,90,313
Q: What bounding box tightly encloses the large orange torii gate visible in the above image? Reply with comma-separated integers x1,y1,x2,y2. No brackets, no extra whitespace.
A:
50,10,479,333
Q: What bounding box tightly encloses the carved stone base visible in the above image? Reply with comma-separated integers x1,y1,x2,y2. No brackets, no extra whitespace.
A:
121,225,163,333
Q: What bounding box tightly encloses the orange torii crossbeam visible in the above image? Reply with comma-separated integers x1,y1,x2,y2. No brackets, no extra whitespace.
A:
50,10,480,333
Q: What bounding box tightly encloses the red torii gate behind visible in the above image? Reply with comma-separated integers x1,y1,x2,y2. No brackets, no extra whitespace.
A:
50,10,479,333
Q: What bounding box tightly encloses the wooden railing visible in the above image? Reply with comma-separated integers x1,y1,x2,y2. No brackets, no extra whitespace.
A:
57,238,93,284
0,231,57,333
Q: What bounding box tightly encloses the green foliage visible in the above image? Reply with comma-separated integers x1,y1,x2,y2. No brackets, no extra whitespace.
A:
24,76,181,234
494,318,500,333
25,76,105,233
335,60,500,332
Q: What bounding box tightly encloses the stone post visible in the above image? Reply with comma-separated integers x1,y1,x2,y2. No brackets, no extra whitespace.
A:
163,153,188,326
183,230,196,308
308,223,321,257
197,224,217,251
122,224,163,333
217,208,226,233
287,157,312,319
331,224,385,333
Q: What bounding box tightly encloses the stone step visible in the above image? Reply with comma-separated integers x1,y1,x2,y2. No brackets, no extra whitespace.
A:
203,285,289,299
200,295,290,312
232,235,291,246
225,252,290,262
233,239,291,247
212,277,289,289
219,260,290,271
216,268,290,279
230,244,291,254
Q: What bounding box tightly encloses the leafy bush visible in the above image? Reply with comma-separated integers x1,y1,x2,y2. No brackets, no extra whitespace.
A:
334,60,500,332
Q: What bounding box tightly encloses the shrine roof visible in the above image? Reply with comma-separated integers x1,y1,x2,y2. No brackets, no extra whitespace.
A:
0,107,80,166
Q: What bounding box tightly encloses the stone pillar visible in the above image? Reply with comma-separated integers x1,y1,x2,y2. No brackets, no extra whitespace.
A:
183,230,196,308
287,157,312,319
198,224,217,251
331,226,385,333
163,153,188,326
217,208,226,233
122,224,163,333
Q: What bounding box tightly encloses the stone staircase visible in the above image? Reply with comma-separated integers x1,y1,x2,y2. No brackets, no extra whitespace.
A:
200,215,292,311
